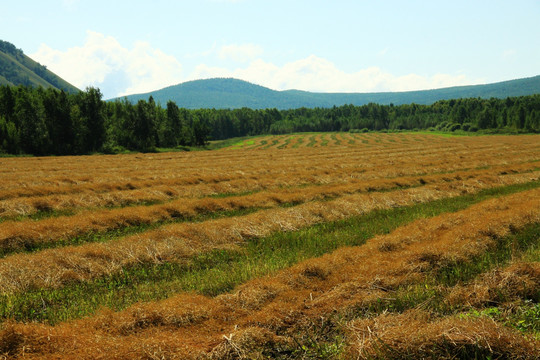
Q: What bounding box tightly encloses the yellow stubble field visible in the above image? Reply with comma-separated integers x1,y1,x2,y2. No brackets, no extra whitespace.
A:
0,132,539,359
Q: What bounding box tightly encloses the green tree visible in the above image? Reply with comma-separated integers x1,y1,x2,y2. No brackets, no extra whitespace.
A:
162,100,182,147
42,89,74,155
79,87,105,152
14,88,50,155
131,100,156,151
0,86,16,123
191,115,210,146
477,104,495,129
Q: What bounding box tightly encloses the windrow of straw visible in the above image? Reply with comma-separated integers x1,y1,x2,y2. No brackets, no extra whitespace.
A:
344,309,538,359
1,134,536,201
0,172,537,295
446,260,540,308
1,164,537,254
344,250,540,359
0,187,538,359
1,139,537,216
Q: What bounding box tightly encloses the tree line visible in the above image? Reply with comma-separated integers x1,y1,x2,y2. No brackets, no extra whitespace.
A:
0,85,539,156
0,86,210,155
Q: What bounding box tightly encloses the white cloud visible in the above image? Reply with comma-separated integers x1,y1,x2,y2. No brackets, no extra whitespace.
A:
502,49,517,60
31,31,184,98
31,33,482,99
218,43,263,63
191,55,481,93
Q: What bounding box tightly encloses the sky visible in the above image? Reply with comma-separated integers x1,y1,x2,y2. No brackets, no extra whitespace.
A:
1,0,539,99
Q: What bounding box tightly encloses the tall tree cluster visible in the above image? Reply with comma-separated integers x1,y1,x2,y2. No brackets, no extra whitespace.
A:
0,85,538,156
0,86,209,155
269,97,540,134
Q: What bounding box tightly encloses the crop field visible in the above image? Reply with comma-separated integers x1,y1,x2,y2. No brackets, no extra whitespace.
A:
0,132,539,359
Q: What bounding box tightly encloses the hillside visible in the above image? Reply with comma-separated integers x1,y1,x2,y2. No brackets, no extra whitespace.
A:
0,40,79,93
121,75,540,109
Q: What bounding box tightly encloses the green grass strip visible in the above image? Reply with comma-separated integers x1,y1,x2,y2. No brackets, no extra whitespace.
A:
0,181,538,325
362,221,540,314
261,137,279,149
277,136,293,149
204,136,255,150
320,134,329,146
292,136,304,148
331,133,341,146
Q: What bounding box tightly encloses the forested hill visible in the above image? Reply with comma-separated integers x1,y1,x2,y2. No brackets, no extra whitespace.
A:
0,40,79,93
121,76,540,109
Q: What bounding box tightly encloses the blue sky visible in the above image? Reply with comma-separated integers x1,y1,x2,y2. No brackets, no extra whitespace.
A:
1,0,539,99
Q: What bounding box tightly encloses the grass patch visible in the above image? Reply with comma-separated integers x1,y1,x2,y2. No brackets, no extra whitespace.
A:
204,136,258,151
292,136,304,148
0,181,538,324
330,133,341,146
320,134,329,146
277,136,293,149
307,135,317,147
262,138,280,149
1,208,77,223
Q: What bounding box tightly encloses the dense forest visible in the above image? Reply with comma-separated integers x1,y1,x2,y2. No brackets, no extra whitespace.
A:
0,85,539,156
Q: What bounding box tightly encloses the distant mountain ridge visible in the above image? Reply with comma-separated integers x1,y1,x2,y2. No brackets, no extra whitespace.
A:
121,76,540,109
0,40,79,93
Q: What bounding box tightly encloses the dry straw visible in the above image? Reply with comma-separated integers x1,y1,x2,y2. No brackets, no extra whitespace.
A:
0,187,538,359
0,173,538,295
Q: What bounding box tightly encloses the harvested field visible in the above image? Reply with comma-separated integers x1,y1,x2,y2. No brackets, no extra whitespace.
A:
0,133,538,359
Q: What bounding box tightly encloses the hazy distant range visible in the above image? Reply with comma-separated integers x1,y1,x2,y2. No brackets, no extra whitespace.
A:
118,76,540,110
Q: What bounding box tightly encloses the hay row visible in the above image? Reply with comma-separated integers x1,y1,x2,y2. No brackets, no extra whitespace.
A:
1,134,536,198
1,187,538,359
0,171,537,295
1,143,537,214
1,166,538,252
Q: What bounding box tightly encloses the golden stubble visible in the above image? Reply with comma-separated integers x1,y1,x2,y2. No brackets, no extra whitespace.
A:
0,187,538,359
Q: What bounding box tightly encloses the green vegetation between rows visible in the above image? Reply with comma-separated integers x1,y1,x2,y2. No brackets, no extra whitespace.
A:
0,181,538,325
269,223,540,359
359,222,540,323
2,165,538,257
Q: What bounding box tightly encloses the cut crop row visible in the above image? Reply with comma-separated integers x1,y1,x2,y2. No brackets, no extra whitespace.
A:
1,187,537,359
0,164,538,255
1,142,537,216
1,134,536,199
0,172,537,295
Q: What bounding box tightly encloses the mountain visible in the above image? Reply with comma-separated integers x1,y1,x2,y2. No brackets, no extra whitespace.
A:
120,76,540,110
0,40,79,93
